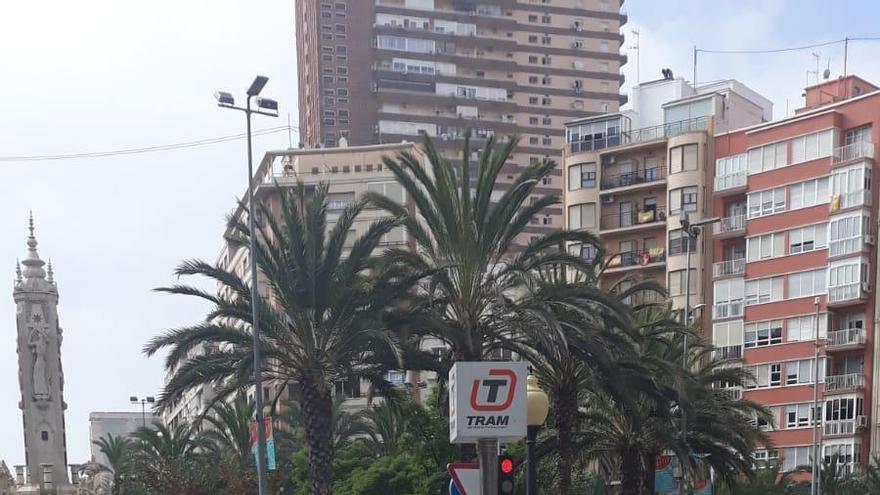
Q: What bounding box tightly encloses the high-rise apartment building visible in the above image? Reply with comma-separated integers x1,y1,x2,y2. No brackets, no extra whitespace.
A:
711,75,880,471
562,75,771,309
295,0,628,240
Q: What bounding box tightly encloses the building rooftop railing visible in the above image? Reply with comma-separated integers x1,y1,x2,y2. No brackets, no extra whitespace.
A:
568,116,708,153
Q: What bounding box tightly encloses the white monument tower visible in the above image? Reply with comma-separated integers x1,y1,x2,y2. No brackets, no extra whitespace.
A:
13,215,75,495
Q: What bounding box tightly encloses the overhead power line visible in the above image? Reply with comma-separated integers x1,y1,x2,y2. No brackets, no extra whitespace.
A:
697,38,846,54
0,125,299,162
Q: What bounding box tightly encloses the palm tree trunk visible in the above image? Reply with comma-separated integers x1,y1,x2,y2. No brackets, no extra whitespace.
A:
301,381,334,495
554,393,577,495
641,450,656,494
619,444,644,495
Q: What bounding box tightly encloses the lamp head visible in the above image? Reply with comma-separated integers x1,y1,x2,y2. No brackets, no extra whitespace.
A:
129,396,138,403
256,97,279,112
526,375,550,426
146,396,156,403
247,75,269,96
214,91,235,106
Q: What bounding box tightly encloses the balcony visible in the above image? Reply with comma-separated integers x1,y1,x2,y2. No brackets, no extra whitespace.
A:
713,214,746,238
599,207,667,232
715,344,743,360
713,300,744,320
718,387,743,401
713,258,746,278
824,416,868,437
824,373,865,394
827,282,869,307
832,141,874,166
568,116,708,153
600,166,667,192
829,236,872,258
826,328,866,351
605,248,666,273
830,190,871,212
714,171,747,194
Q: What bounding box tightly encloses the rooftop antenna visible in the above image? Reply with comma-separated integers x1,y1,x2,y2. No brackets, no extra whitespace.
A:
629,28,640,84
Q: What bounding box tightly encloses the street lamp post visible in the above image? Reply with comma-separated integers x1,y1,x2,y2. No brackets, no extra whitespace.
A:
526,375,550,495
215,76,279,495
677,211,719,494
129,396,155,429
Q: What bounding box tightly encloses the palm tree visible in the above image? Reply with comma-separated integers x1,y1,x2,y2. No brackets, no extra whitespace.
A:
511,268,648,495
365,133,620,363
276,395,372,453
198,393,254,462
145,183,414,495
577,311,771,495
92,433,133,493
128,422,215,494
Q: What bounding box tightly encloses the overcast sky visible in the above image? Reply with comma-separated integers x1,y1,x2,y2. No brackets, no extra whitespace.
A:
2,0,880,466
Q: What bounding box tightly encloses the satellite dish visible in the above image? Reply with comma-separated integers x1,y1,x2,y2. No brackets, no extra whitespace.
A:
823,68,831,80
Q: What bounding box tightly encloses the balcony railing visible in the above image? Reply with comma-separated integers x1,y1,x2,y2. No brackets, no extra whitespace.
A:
713,258,746,277
713,300,744,319
825,373,865,393
824,416,868,436
828,282,868,304
601,166,667,190
606,248,666,269
830,189,871,212
715,345,743,359
827,328,866,349
713,214,746,235
568,116,708,153
832,141,874,165
715,171,747,192
600,207,667,230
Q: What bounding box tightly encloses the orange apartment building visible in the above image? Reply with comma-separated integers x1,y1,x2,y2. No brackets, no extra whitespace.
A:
711,75,880,472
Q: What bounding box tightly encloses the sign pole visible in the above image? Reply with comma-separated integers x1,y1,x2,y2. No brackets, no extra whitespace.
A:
478,438,498,495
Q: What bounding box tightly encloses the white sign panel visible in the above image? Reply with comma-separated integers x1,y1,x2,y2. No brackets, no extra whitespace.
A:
449,361,527,443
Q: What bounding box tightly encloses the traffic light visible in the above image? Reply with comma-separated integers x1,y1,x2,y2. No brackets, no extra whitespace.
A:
498,454,515,494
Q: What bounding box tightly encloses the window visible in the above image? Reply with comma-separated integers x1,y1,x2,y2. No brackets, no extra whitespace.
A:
669,144,698,173
542,117,552,125
713,278,744,319
668,269,697,296
787,314,828,342
568,242,598,263
791,129,834,164
568,203,596,230
746,363,782,389
844,125,871,146
746,233,784,262
528,35,538,43
528,14,538,22
669,229,697,255
745,277,784,305
789,177,830,210
788,269,826,299
829,214,869,257
786,403,819,428
754,449,780,468
528,55,538,64
744,320,782,348
786,359,825,385
529,136,539,145
747,141,787,174
789,224,827,254
528,96,538,104
366,181,405,203
541,15,551,23
747,187,785,218
377,35,434,53
568,163,596,190
529,117,539,125
783,446,813,472
716,153,747,177
670,186,697,213
326,192,355,211
713,320,743,356
825,397,864,424
541,36,551,45
829,258,868,290
542,137,552,145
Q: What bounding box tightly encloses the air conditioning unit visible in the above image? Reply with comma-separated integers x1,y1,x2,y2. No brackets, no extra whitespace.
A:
602,195,615,204
862,282,871,293
857,415,868,428
866,235,875,245
602,154,616,165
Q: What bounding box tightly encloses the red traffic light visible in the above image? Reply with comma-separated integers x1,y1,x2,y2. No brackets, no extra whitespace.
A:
500,458,514,474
